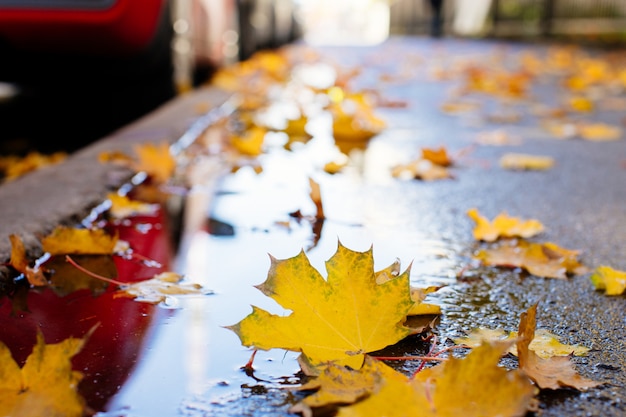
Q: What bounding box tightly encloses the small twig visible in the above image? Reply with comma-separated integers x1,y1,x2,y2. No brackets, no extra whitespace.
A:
65,255,126,287
411,335,439,378
243,349,258,374
372,355,448,362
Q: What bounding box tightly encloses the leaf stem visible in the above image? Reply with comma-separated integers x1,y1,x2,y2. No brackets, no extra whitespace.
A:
65,255,126,287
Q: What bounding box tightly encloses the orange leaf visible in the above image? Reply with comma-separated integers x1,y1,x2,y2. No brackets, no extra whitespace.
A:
8,234,47,286
517,304,602,390
133,142,176,183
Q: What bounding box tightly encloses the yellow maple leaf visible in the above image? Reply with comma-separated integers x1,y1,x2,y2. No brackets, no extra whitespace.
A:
227,242,414,370
107,193,158,219
0,332,90,417
115,272,206,304
133,142,176,184
41,226,118,256
517,304,601,390
500,153,555,170
337,342,536,417
474,240,587,279
467,208,544,242
590,265,626,295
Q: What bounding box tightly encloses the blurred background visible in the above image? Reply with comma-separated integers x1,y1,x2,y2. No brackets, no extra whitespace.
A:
1,0,625,155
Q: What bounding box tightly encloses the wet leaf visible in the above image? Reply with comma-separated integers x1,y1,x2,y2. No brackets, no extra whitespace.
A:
290,356,393,417
500,153,555,170
421,147,452,167
474,240,588,279
391,159,452,181
46,255,116,296
115,272,206,304
578,123,622,141
569,96,594,112
231,126,267,156
42,226,118,256
517,304,602,390
338,342,537,417
0,151,66,181
440,100,480,114
467,208,544,242
133,142,176,183
8,234,47,286
455,327,590,358
227,242,414,370
0,331,90,417
107,193,158,219
330,93,386,142
475,130,522,146
589,265,626,295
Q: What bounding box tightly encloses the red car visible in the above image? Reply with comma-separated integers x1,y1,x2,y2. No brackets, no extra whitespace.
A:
0,0,300,154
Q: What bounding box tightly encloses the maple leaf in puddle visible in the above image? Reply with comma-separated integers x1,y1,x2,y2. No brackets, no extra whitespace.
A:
0,330,94,417
227,242,415,370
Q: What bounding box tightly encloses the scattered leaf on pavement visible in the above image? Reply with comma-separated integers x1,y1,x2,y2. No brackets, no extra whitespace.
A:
231,126,267,156
107,193,159,219
338,342,537,417
421,147,452,167
227,242,414,370
500,153,555,170
578,123,622,141
589,265,626,295
455,327,590,358
133,142,176,184
391,159,452,181
467,208,544,242
474,239,588,279
517,304,602,390
42,226,118,256
0,151,67,182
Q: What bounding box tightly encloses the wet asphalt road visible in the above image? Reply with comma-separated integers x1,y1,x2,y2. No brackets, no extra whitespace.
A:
198,36,626,416
0,36,624,416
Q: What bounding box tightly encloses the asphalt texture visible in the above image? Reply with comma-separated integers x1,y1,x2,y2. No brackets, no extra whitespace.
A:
0,36,624,416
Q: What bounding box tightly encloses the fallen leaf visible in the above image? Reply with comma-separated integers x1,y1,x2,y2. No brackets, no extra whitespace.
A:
589,265,626,295
500,153,555,170
308,177,325,220
330,93,386,142
231,126,267,156
421,147,452,167
508,329,590,358
45,254,116,296
8,234,47,286
455,327,590,358
569,96,594,112
391,159,452,181
440,100,480,114
0,331,90,417
474,239,588,279
290,356,393,417
107,193,159,219
133,142,176,183
42,226,118,256
467,208,544,242
517,304,601,390
0,151,66,181
115,272,206,304
227,242,414,370
338,342,536,417
578,123,622,141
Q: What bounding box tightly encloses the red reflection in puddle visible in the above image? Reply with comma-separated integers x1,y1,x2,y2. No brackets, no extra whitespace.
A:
0,207,174,411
